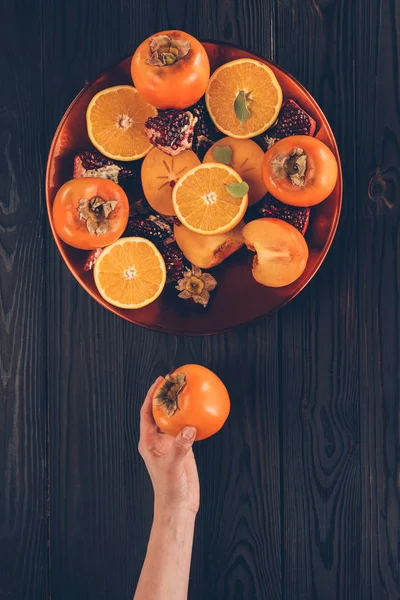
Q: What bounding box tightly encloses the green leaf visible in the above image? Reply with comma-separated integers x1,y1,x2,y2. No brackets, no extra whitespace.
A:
212,144,233,165
226,181,249,198
234,90,251,124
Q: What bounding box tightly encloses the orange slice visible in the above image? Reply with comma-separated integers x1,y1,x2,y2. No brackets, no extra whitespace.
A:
172,163,248,235
203,137,267,205
205,59,283,139
93,237,166,309
86,85,157,161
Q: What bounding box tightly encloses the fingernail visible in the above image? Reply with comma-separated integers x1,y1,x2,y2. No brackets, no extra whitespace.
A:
181,426,196,441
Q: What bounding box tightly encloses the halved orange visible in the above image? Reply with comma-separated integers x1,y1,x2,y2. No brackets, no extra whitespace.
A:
205,59,283,139
93,237,166,309
172,163,248,235
86,85,157,161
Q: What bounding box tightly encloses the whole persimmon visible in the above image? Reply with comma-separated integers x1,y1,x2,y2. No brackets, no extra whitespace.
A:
152,364,230,441
262,135,338,207
52,178,129,250
131,30,210,109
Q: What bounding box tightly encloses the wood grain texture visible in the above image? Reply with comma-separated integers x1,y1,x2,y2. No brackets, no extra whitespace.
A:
188,324,281,600
0,1,48,599
277,1,363,598
355,0,400,598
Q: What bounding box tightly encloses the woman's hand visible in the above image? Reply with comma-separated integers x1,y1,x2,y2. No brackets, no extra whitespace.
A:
138,378,200,515
134,378,199,600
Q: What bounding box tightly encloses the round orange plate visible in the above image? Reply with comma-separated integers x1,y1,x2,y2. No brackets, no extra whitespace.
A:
46,43,342,335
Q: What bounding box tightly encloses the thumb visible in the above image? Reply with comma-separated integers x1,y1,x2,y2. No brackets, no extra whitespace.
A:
169,427,197,462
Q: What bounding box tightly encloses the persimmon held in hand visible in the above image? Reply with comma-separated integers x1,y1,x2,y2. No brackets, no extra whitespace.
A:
152,364,230,441
131,30,210,109
52,178,129,250
262,135,338,207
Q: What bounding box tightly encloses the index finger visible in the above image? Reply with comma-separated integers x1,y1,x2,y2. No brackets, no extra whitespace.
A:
140,376,164,439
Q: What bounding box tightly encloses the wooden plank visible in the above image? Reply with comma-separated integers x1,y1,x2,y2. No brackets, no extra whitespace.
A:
277,1,363,598
44,1,282,599
189,323,281,600
42,3,160,597
193,5,282,598
354,0,400,597
0,2,48,599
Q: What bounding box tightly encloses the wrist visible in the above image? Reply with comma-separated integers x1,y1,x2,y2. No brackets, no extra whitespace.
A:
153,501,198,524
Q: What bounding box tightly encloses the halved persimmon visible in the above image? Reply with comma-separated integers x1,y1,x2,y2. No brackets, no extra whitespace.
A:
262,135,338,207
203,137,267,205
242,218,309,287
174,220,244,269
141,148,200,215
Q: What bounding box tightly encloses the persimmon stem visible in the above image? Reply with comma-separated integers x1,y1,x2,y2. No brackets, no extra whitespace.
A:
154,373,186,417
77,196,117,236
271,147,307,187
147,35,191,67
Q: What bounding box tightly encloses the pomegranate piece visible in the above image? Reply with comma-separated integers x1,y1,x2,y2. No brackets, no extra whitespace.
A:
83,247,103,271
129,197,153,219
144,110,198,156
263,99,317,147
73,151,135,189
190,97,221,158
257,193,310,235
124,215,172,243
160,242,186,283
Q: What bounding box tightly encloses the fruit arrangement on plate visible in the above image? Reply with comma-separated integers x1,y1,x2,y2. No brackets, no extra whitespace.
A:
46,31,342,334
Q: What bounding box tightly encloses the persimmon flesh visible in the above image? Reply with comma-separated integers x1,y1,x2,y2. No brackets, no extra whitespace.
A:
243,218,309,287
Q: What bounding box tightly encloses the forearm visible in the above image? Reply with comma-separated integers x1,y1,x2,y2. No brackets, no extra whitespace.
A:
134,506,196,600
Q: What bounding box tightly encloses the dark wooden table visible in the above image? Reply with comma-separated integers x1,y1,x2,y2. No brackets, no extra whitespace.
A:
1,0,399,598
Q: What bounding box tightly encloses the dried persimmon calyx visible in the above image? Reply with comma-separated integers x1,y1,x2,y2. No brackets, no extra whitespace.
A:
271,148,307,187
147,35,191,66
78,196,117,235
175,265,217,307
154,373,187,416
